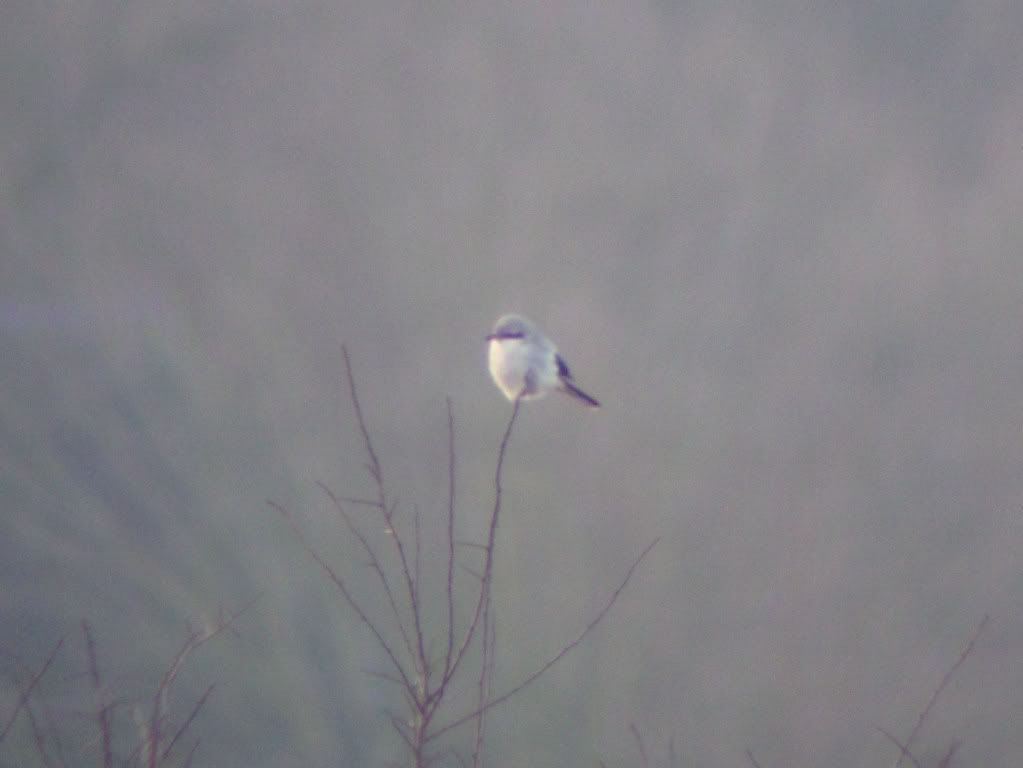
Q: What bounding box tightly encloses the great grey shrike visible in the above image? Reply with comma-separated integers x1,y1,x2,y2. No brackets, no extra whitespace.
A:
486,314,600,408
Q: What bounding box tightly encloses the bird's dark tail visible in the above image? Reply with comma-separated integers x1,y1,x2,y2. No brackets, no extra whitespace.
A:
559,380,600,409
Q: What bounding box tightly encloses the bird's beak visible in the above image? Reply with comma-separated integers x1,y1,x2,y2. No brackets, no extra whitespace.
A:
485,333,496,341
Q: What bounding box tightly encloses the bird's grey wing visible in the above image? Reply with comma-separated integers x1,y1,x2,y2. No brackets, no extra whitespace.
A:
523,366,539,396
555,353,572,380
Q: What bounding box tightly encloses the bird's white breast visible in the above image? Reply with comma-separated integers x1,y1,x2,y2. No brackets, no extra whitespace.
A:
488,336,559,400
488,338,531,400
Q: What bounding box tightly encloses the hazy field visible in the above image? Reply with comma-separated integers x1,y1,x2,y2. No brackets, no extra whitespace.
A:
3,1,1022,765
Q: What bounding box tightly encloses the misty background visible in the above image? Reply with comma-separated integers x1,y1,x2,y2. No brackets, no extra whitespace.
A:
3,1,1022,765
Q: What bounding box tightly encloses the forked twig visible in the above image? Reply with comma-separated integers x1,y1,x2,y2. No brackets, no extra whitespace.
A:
160,684,215,762
316,482,418,666
893,615,988,768
342,345,384,489
271,500,414,694
443,398,520,690
430,537,658,741
876,726,923,768
342,345,429,689
0,633,66,743
144,597,258,768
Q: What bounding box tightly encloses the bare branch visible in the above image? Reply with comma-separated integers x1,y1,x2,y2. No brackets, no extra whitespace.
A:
32,684,69,768
342,346,428,695
745,748,765,768
430,537,658,742
630,723,647,766
385,510,428,694
342,345,384,489
156,597,259,695
182,739,200,768
445,399,521,687
470,591,495,768
24,700,55,768
459,564,484,583
0,632,66,742
363,668,407,688
289,351,657,765
272,500,414,694
340,497,384,508
161,684,215,762
145,598,256,768
82,622,113,768
414,505,423,612
318,483,418,666
937,740,960,768
894,614,988,768
389,713,415,750
443,397,457,684
875,726,923,768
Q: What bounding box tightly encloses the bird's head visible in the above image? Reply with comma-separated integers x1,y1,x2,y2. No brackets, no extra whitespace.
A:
486,314,532,342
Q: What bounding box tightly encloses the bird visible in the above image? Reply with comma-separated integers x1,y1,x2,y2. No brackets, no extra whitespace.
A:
486,314,600,408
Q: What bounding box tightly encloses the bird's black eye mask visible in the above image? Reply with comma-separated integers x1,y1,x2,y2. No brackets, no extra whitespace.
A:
487,331,526,341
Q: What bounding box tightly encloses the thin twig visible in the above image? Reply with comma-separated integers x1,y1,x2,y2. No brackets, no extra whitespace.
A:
145,598,257,768
894,615,988,768
430,537,658,741
318,482,418,666
471,591,495,768
33,684,69,768
0,632,66,742
343,346,428,697
29,687,68,768
342,345,383,489
182,739,200,768
340,497,384,508
389,713,415,750
443,397,457,683
383,503,426,690
875,726,923,768
363,668,407,688
272,500,414,694
161,684,215,762
82,622,113,768
444,399,521,688
745,748,765,768
166,600,258,686
630,723,647,766
414,505,422,621
937,740,959,768
24,700,55,768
